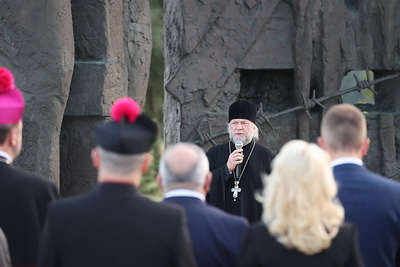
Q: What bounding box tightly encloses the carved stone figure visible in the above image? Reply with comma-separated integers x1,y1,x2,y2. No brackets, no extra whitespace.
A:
0,0,152,195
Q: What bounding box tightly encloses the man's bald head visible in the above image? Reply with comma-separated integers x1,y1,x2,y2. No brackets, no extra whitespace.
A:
159,142,210,192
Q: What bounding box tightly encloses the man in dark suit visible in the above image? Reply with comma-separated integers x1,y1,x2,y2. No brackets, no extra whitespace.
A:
158,142,248,267
38,98,196,267
0,67,58,267
318,103,400,267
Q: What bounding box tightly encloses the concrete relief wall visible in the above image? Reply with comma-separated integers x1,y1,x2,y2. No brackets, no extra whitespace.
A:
164,0,400,180
1,0,399,191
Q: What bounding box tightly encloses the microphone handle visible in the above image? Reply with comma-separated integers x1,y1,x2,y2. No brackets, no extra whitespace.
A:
235,163,241,179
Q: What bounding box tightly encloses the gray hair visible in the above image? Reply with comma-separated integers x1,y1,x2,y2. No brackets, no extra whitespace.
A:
98,147,146,176
159,143,209,191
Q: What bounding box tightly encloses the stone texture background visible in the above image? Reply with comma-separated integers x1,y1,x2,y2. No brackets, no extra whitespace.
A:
164,0,400,181
1,0,399,195
0,0,152,195
0,0,75,189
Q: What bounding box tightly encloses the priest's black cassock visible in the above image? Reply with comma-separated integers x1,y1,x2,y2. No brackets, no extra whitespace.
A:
206,140,274,223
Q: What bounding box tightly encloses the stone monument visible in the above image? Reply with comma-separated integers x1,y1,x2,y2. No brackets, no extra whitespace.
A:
0,0,152,195
164,0,400,180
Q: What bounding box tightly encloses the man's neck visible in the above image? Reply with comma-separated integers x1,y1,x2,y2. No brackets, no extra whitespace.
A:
328,150,362,161
97,171,141,187
331,157,363,167
0,149,13,163
165,189,205,201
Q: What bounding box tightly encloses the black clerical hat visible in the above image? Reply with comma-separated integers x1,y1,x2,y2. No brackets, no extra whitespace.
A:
93,98,157,154
228,99,256,124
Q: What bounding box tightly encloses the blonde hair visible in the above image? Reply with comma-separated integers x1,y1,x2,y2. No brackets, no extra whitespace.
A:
321,104,367,153
260,140,344,255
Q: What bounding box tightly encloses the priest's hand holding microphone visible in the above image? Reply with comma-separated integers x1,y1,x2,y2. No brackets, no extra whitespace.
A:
227,141,244,178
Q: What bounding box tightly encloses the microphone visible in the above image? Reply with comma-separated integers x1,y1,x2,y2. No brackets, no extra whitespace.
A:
234,141,243,179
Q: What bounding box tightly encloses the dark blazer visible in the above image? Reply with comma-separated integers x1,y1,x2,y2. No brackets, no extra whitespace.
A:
38,183,196,267
238,222,364,267
164,196,248,267
334,163,400,267
0,162,58,267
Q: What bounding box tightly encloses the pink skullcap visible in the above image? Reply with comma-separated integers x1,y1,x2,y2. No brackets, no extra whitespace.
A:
0,67,25,125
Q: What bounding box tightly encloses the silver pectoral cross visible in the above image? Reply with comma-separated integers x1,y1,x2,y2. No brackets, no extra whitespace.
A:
231,181,241,201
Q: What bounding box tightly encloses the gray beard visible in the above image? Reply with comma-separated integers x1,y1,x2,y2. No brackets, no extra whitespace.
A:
231,135,252,146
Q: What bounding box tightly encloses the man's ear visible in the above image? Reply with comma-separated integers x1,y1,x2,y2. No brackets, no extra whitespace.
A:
317,137,326,149
361,137,370,157
8,126,18,148
204,172,213,193
91,148,100,169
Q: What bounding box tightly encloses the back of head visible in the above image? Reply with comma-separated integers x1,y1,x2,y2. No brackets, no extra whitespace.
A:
321,104,367,153
261,140,344,255
159,142,209,191
93,98,157,177
97,147,146,176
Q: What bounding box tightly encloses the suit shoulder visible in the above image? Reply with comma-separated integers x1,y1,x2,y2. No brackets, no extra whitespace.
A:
149,198,185,214
365,171,400,193
48,194,88,211
206,204,248,226
134,197,187,222
5,166,56,189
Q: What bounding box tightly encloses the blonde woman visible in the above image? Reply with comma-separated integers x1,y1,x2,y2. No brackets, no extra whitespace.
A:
238,140,364,267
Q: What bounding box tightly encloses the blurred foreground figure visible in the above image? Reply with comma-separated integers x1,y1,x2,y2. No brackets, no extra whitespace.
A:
38,98,196,267
158,142,248,267
0,67,58,267
318,104,400,267
238,140,364,267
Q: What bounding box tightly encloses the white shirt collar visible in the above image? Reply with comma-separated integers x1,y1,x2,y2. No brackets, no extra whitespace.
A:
0,150,12,163
331,157,363,167
164,189,205,201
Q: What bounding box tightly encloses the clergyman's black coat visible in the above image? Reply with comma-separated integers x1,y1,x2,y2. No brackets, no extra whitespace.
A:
206,141,274,223
38,183,196,267
0,161,58,266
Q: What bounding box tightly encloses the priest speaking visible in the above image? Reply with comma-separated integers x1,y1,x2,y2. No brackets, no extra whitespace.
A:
206,99,275,223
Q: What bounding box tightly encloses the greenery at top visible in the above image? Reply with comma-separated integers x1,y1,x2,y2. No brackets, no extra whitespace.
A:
140,139,164,201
